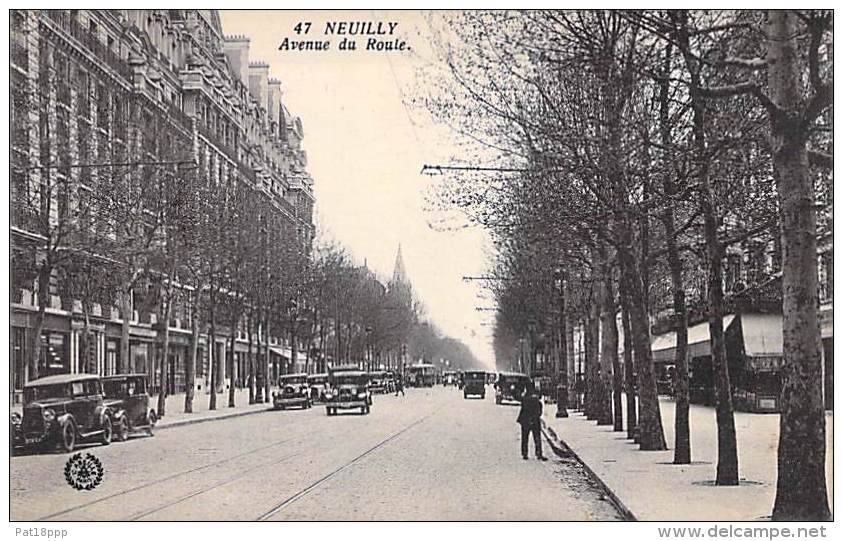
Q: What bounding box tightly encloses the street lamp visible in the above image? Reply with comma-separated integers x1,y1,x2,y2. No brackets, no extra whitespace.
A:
553,267,569,418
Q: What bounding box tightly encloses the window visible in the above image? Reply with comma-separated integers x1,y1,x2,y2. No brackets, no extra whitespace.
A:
40,332,70,376
12,327,26,390
71,382,84,396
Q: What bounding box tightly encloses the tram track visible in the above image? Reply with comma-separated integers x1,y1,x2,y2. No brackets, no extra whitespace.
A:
256,411,434,521
36,432,303,520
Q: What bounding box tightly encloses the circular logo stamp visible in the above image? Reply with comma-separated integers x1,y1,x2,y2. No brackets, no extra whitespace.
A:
64,452,103,491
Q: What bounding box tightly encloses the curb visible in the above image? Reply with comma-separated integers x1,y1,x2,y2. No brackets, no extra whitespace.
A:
541,417,637,521
155,405,275,431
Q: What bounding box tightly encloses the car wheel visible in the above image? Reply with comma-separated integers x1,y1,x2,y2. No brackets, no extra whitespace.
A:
60,422,76,453
147,411,157,436
117,417,130,442
481,394,486,399
100,416,113,445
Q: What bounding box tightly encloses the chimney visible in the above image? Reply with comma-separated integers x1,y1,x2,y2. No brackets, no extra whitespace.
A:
248,61,270,113
223,35,250,86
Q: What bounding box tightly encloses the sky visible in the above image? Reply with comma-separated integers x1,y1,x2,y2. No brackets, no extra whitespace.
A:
219,11,497,369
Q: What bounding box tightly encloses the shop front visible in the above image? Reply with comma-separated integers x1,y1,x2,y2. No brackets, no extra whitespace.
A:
650,315,736,403
728,313,783,413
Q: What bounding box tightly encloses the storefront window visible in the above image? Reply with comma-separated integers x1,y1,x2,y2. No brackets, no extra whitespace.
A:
40,332,70,377
105,339,118,375
131,342,149,374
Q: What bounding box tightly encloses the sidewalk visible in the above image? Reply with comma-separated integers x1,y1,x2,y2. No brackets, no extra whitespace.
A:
151,388,276,430
542,397,834,521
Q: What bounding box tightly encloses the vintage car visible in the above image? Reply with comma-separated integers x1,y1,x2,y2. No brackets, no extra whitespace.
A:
463,370,487,399
325,370,371,415
368,371,388,394
101,374,157,441
273,373,311,410
307,373,329,402
495,372,531,405
11,374,113,453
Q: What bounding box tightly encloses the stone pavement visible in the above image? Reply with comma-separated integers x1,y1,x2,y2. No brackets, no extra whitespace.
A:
542,396,834,521
151,388,276,430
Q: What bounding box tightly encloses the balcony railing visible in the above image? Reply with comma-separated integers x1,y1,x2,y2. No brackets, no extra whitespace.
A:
197,122,238,162
42,11,134,82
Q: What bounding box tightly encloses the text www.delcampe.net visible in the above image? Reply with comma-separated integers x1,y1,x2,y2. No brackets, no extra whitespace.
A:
658,526,829,540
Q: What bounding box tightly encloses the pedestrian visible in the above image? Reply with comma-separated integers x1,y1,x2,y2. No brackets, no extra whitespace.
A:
574,374,586,411
516,381,547,461
395,375,405,396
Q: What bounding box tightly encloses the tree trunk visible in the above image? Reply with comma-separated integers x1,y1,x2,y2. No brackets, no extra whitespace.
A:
768,9,830,521
617,243,667,451
120,287,132,373
619,283,638,440
208,309,217,411
599,257,618,427
556,276,569,418
157,297,171,418
228,327,236,408
585,293,600,421
291,325,298,375
264,313,271,401
566,307,576,407
667,228,690,465
28,261,53,382
676,10,737,484
81,301,92,374
185,305,197,414
656,41,691,464
248,311,255,405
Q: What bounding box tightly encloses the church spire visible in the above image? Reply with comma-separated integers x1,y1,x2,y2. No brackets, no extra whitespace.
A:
391,243,409,286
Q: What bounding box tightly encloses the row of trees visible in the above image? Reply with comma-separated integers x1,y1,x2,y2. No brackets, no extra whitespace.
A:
10,42,479,423
420,10,831,520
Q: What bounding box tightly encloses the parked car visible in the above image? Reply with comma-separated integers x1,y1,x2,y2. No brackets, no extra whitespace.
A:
495,372,531,405
325,370,371,415
307,373,329,402
368,371,388,394
101,374,157,441
11,374,114,453
273,374,311,410
463,370,487,399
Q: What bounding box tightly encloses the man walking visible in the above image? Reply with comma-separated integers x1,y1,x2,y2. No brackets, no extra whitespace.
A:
517,381,547,461
395,374,405,396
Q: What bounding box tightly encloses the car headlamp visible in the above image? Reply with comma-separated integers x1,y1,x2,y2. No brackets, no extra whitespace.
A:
358,392,367,399
42,409,56,422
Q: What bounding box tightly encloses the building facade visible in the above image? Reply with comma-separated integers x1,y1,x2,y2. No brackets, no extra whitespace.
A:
10,9,315,404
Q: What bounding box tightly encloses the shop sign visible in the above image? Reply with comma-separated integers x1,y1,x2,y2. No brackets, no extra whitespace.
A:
747,355,782,371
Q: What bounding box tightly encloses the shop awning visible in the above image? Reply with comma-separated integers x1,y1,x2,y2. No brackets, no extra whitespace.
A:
651,314,736,364
741,313,783,358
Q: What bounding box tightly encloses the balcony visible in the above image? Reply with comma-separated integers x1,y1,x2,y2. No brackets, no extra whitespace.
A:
42,11,133,82
197,122,238,162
